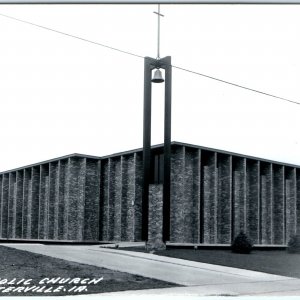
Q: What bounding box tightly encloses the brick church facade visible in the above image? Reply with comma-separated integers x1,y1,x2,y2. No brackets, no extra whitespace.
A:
0,142,298,246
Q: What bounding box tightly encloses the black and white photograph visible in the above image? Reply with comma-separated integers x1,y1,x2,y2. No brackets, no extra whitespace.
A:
0,0,300,298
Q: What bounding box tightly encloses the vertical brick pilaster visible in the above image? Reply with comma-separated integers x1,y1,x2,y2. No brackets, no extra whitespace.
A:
0,175,3,238
76,158,86,241
294,168,297,235
1,173,9,238
31,167,40,239
15,171,23,239
296,169,300,234
44,175,50,239
107,157,122,242
27,178,32,239
108,158,115,241
121,155,135,242
84,159,100,241
1,174,9,238
63,159,70,240
170,145,185,242
195,149,201,244
260,163,272,245
184,147,201,243
285,167,297,243
114,158,122,241
217,154,231,244
232,157,246,239
203,151,217,244
100,159,110,241
147,184,165,250
22,170,28,239
7,172,16,238
273,165,284,245
270,164,274,244
67,158,83,240
134,152,143,242
246,160,260,244
49,162,58,240
38,165,46,239
57,160,66,240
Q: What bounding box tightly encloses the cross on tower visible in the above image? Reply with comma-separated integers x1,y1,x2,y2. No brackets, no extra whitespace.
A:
153,4,164,59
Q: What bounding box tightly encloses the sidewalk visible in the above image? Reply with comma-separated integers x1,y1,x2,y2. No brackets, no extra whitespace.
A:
3,243,300,296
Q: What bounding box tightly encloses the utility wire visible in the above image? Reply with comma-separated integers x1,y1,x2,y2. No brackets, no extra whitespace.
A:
0,12,144,59
172,65,300,105
0,12,299,105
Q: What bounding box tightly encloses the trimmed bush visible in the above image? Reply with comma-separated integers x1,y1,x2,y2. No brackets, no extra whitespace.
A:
231,231,253,254
287,234,300,253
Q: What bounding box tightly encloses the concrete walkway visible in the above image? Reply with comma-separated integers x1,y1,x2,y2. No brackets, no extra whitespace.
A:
3,243,300,296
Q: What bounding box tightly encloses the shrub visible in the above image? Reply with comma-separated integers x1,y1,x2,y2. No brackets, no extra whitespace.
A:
231,231,253,254
287,234,300,253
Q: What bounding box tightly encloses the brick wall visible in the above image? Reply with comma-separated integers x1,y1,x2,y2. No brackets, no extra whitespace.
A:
0,144,299,246
15,171,23,239
260,163,272,244
169,145,299,246
203,154,217,244
170,146,200,243
134,153,143,241
273,165,284,244
233,157,246,238
0,157,101,241
286,168,297,243
297,170,300,233
99,152,143,242
147,184,165,250
84,159,100,241
246,160,259,244
217,154,232,244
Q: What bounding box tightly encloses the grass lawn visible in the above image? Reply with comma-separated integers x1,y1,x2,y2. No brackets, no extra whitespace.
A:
156,249,300,278
123,247,300,279
0,246,178,296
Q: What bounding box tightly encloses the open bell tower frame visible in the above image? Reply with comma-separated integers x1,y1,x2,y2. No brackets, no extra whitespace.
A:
142,56,172,242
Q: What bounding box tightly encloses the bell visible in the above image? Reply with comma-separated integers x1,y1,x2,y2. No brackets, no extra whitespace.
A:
151,68,164,83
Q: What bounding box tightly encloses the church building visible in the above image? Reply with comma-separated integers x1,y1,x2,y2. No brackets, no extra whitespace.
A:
0,141,298,246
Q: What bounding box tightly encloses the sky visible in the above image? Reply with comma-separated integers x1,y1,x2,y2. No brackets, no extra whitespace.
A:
0,3,300,171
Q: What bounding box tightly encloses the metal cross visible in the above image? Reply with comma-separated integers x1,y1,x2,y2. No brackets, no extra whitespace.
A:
153,4,164,59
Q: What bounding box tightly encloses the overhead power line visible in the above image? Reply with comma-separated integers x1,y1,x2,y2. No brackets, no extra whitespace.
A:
172,65,300,105
0,12,299,106
0,12,144,59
